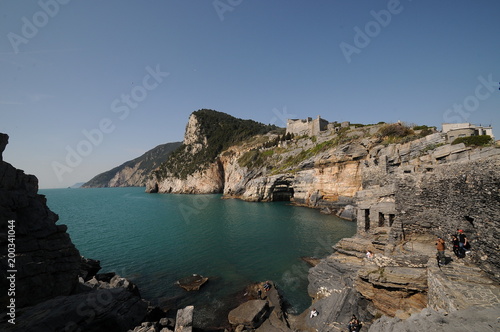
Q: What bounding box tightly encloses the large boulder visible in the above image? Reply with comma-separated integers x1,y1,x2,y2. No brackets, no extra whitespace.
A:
5,287,148,332
228,300,268,328
175,305,194,332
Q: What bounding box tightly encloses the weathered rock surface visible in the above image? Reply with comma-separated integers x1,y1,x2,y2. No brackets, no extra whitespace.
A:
175,305,194,332
7,286,148,332
368,303,500,332
177,274,208,291
228,300,269,328
0,133,149,331
0,133,81,308
80,257,102,281
228,281,292,331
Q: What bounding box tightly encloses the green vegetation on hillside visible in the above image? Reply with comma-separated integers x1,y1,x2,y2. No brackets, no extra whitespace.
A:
452,135,493,147
377,122,436,145
154,109,280,179
83,141,182,187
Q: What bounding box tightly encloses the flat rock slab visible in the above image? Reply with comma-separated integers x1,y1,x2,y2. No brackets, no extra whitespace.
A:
177,274,208,291
228,300,269,328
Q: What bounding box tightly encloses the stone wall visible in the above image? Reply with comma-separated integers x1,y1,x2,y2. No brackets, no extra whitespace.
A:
394,156,500,282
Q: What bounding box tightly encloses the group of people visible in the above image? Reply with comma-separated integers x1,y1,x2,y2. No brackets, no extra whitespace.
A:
348,314,361,332
436,229,471,265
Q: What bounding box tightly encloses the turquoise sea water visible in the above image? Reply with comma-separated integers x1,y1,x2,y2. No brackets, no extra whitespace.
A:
40,187,356,328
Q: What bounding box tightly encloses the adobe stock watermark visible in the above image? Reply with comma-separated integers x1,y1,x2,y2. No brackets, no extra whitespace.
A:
52,65,169,182
7,0,71,54
281,234,336,292
340,0,412,64
270,106,297,127
179,195,211,225
443,74,497,123
213,0,243,21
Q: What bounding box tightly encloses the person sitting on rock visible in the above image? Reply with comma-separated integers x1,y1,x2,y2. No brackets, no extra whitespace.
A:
366,250,374,259
263,281,271,291
309,308,318,318
348,314,360,332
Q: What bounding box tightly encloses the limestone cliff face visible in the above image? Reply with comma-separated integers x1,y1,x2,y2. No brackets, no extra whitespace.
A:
154,160,224,194
0,133,81,308
183,113,208,154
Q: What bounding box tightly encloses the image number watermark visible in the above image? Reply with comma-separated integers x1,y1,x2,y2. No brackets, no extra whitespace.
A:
6,219,17,325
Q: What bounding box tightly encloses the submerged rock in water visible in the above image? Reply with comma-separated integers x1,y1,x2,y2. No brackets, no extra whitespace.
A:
301,256,322,267
177,274,208,291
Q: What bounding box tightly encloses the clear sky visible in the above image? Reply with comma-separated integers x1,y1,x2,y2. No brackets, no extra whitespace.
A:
1,0,499,189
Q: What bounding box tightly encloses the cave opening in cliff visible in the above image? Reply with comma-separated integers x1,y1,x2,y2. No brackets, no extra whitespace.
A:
271,181,294,202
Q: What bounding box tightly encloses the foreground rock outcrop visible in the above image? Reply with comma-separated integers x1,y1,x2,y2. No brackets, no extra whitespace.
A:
0,133,148,331
0,133,81,308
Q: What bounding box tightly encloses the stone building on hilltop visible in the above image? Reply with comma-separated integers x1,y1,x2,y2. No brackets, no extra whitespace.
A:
286,116,329,137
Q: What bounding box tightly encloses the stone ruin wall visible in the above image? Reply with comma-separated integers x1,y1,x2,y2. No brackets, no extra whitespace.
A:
286,118,312,136
356,152,500,282
286,117,329,137
394,156,500,282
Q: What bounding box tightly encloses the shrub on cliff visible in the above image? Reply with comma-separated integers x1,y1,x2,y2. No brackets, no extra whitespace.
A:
452,135,493,147
378,123,414,138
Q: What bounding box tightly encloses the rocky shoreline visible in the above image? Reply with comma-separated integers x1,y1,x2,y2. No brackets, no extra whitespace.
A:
2,130,500,331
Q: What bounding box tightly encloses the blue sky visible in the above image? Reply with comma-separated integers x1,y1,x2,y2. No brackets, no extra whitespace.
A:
1,0,499,188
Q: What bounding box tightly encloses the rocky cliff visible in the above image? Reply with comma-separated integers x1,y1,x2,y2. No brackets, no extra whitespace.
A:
147,109,281,194
83,141,181,188
0,133,81,308
0,133,149,331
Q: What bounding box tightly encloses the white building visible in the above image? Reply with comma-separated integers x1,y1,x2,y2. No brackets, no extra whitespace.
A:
442,123,494,143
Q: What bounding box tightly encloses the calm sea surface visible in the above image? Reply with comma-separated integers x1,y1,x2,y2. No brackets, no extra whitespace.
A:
40,187,356,327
